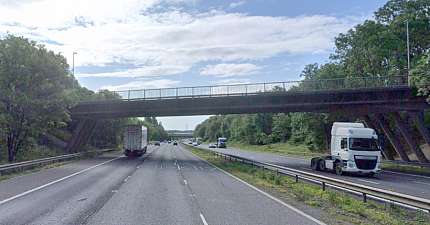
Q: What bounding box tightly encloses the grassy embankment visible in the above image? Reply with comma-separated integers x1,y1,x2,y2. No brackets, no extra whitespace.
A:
228,142,325,159
184,144,430,225
380,162,430,177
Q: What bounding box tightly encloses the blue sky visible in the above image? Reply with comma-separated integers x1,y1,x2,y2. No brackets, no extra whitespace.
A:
0,0,388,130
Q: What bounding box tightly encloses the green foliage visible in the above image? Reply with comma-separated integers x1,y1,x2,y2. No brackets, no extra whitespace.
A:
0,35,73,162
411,54,430,103
194,113,329,151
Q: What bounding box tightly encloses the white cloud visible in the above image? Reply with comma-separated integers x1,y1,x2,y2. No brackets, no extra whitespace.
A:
100,78,180,91
215,78,251,85
229,1,246,9
200,63,260,77
0,0,361,78
77,65,190,78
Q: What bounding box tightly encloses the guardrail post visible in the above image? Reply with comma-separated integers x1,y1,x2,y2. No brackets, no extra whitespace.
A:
363,193,367,203
128,90,130,100
295,174,298,183
176,88,178,99
322,182,326,191
144,89,146,99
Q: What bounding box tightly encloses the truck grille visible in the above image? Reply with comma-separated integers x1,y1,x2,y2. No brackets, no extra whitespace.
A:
354,156,377,170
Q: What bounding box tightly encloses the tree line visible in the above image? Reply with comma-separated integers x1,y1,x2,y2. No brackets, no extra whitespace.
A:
195,0,430,152
0,35,167,162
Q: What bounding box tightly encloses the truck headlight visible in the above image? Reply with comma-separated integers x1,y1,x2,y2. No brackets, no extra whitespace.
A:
347,161,355,168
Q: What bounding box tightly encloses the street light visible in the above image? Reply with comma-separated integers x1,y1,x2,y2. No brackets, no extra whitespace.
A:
406,21,411,86
72,51,78,77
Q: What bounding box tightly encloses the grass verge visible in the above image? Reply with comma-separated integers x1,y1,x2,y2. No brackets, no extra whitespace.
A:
184,145,430,225
381,162,430,177
228,142,325,159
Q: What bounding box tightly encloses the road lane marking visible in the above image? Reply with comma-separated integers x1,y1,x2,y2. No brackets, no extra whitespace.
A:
413,181,430,186
357,179,380,185
184,179,188,185
200,213,209,225
0,156,122,206
124,175,131,183
185,149,325,225
177,164,181,171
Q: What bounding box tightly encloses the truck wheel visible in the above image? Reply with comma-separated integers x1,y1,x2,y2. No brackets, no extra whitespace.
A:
317,159,325,171
311,158,318,170
367,172,375,178
334,162,343,176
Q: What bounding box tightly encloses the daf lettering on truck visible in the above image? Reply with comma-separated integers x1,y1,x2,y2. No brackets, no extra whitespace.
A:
311,122,381,177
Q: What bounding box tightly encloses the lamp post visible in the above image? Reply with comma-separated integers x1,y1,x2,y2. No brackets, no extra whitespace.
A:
406,20,411,86
72,52,77,77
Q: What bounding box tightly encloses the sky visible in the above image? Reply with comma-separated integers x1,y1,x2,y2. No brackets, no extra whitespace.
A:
0,0,388,130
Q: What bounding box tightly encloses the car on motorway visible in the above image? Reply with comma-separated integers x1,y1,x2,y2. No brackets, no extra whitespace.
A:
192,142,199,146
154,141,161,146
173,141,178,146
168,140,171,144
209,143,216,148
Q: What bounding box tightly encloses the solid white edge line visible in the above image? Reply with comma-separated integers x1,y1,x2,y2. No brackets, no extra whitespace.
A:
0,156,122,206
200,213,209,225
183,146,326,225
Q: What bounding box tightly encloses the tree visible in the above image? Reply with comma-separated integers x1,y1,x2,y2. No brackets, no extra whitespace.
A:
411,54,430,103
0,35,73,162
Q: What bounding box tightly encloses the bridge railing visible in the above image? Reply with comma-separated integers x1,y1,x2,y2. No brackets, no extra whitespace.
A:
114,75,408,100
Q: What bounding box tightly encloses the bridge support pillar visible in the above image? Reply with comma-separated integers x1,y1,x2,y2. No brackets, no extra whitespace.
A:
375,114,410,161
392,112,429,163
66,119,97,153
410,111,430,147
363,115,394,160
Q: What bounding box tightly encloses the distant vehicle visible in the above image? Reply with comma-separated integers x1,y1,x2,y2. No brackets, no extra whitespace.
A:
188,141,193,144
154,141,161,146
208,143,216,148
192,142,199,146
168,140,171,144
217,137,227,148
310,122,381,177
173,141,178,146
123,125,147,157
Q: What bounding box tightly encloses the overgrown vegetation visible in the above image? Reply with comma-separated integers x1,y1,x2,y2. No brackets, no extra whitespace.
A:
229,142,324,159
381,162,430,176
187,145,430,225
0,35,167,163
195,0,430,156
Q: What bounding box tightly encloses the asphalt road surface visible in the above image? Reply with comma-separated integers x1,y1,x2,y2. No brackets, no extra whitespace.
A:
0,145,323,225
198,144,430,200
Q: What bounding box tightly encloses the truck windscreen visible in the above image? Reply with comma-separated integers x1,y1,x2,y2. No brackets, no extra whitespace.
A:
349,138,379,151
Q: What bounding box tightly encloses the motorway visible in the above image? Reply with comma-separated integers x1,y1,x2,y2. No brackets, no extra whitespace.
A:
0,144,323,225
197,144,430,199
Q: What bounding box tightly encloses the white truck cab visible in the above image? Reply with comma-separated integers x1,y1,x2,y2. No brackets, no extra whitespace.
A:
311,122,382,176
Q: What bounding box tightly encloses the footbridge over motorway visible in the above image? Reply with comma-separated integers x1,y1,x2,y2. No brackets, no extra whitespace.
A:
167,130,194,139
68,75,430,163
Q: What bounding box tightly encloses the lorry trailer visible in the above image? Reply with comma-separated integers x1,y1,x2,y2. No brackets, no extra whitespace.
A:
123,125,148,157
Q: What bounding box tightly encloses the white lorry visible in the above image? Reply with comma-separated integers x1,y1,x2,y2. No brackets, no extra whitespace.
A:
123,125,148,157
310,122,381,177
